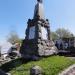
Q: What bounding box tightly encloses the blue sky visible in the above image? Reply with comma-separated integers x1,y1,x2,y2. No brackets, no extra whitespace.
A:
0,0,75,42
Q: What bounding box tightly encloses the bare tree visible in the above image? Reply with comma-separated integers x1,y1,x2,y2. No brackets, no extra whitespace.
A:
51,32,58,40
7,31,20,44
56,28,74,38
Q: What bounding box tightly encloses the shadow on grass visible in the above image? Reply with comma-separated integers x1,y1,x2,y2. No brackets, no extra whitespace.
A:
58,47,75,57
0,58,31,72
58,52,75,57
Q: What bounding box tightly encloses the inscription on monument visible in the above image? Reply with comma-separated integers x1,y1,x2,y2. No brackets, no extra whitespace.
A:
29,26,35,39
41,27,48,40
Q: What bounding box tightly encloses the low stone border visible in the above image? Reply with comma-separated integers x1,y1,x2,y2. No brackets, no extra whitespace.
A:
59,64,75,75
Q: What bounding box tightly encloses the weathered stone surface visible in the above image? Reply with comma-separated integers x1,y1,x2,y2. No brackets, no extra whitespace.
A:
34,0,45,20
38,49,44,56
38,32,42,38
30,65,44,75
44,50,57,56
41,41,46,46
38,44,43,49
20,0,58,58
37,21,42,24
6,73,11,75
49,41,55,47
37,39,41,44
46,42,50,46
38,24,41,32
0,69,7,75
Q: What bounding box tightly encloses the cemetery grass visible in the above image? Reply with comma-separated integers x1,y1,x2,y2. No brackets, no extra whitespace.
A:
1,56,75,75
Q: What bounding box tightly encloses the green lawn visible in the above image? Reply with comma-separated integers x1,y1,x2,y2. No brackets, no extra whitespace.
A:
1,56,75,75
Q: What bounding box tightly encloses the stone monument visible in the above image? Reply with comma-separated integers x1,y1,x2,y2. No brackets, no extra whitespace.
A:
20,0,57,58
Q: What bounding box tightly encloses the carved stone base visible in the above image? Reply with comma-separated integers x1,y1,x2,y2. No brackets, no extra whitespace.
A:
20,39,58,58
20,19,58,58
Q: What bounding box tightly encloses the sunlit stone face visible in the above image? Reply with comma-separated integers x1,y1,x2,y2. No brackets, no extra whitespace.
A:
41,27,48,40
29,26,35,39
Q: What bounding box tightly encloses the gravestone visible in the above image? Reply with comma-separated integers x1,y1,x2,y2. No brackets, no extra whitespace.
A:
20,0,57,58
0,69,7,75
